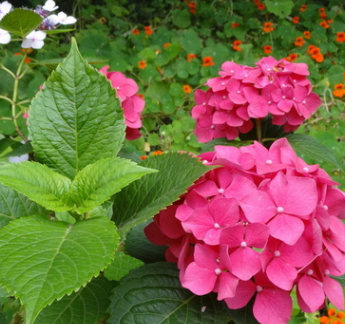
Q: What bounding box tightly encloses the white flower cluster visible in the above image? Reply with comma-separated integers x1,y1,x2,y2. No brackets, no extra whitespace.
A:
0,0,77,49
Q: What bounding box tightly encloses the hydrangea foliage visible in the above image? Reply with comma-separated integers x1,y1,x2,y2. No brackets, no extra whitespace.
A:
145,138,345,324
192,56,322,142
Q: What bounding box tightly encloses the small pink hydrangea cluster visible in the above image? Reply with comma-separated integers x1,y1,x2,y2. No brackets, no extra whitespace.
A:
145,138,345,324
192,56,322,143
99,66,144,140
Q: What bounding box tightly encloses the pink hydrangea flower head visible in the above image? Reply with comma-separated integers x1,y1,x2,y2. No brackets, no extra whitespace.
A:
192,57,321,143
99,65,144,140
145,138,345,323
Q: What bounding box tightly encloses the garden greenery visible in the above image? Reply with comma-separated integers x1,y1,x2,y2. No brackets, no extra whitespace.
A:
0,1,345,324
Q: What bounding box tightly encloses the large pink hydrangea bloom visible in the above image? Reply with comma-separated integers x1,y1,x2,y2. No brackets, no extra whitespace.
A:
192,57,322,142
145,138,345,324
99,66,144,140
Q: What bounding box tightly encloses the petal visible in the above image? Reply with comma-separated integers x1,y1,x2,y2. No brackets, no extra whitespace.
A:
230,247,262,280
323,276,345,310
254,288,292,324
224,280,256,309
217,272,239,300
266,258,297,291
297,275,324,312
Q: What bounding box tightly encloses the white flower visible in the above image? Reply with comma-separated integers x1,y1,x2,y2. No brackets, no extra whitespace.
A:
55,11,77,25
8,154,29,163
43,0,58,11
21,30,46,49
0,28,10,44
0,1,12,20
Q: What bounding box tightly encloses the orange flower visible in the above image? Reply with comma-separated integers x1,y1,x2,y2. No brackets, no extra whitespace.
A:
202,56,215,67
138,94,145,99
188,1,196,9
336,32,345,43
319,308,345,324
263,22,274,33
263,45,272,54
152,150,164,156
132,29,140,35
231,22,239,28
299,4,307,11
144,26,153,35
254,0,260,4
138,60,147,69
14,52,21,56
21,48,33,54
163,43,171,49
232,40,242,51
319,11,327,19
140,155,148,160
286,53,298,62
183,85,192,93
311,52,324,63
327,19,333,24
189,8,196,13
294,36,305,47
310,47,321,55
186,53,197,62
320,20,330,29
307,45,318,54
292,16,299,24
257,3,265,10
24,58,31,64
303,31,311,39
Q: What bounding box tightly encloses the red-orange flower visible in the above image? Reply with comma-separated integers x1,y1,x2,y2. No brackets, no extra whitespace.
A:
163,43,171,49
132,29,140,35
257,3,265,10
186,53,197,62
263,45,272,54
140,155,148,160
303,31,311,39
292,16,299,24
319,308,345,324
333,84,345,98
232,40,242,51
21,48,33,54
202,56,215,67
152,150,164,156
263,22,274,33
138,60,147,69
319,11,327,19
231,22,239,28
299,4,307,11
311,52,324,63
286,53,298,62
307,45,318,54
336,32,345,43
294,36,305,47
188,1,196,9
319,20,330,29
183,85,192,93
24,58,31,64
254,0,260,4
144,26,153,35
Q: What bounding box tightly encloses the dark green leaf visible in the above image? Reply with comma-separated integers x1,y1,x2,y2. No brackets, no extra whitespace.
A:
108,262,230,324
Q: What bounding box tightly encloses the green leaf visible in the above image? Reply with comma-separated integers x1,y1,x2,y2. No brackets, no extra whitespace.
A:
180,29,203,54
0,216,119,324
70,157,157,214
108,262,230,324
29,38,125,179
0,183,49,228
0,162,72,212
287,134,342,169
0,9,42,37
113,153,213,235
33,276,116,324
264,0,293,18
104,251,144,281
172,9,191,28
328,65,345,86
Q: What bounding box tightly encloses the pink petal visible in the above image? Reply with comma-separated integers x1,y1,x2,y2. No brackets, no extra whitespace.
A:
323,276,345,310
297,275,325,312
254,288,292,324
216,272,239,300
266,258,297,290
224,280,256,309
230,247,262,280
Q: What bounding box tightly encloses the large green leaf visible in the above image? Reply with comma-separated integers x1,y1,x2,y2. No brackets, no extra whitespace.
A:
0,162,72,212
108,262,230,324
0,216,119,324
33,276,116,324
69,157,157,214
29,38,125,179
0,9,42,37
112,153,213,235
0,183,49,228
287,133,341,169
264,0,293,18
